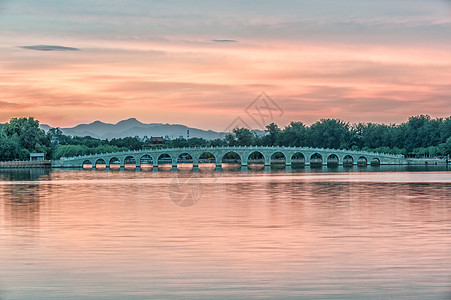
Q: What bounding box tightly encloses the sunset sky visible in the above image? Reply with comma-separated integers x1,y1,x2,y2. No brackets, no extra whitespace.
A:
1,0,451,131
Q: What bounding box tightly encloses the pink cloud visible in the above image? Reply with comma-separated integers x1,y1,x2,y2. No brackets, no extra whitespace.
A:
1,38,450,130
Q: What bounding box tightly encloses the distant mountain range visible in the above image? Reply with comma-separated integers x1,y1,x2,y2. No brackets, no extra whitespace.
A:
40,118,225,140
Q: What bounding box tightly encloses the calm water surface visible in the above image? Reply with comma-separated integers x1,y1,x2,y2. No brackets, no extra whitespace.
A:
0,166,450,299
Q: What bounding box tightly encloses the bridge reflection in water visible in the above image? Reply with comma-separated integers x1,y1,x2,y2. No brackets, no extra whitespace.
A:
53,146,404,170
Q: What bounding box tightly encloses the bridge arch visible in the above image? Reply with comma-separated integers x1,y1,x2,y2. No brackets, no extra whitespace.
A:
158,153,173,169
270,151,286,166
247,151,265,169
124,156,137,170
198,152,216,163
247,151,265,165
371,157,381,166
177,152,194,170
343,155,354,166
310,153,323,167
140,154,153,170
291,152,306,166
327,154,339,167
357,156,368,166
198,152,216,171
222,151,242,168
82,159,93,169
94,158,107,169
109,157,121,170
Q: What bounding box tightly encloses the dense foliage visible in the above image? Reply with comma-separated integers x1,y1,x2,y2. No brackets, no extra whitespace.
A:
224,115,451,157
226,115,451,156
159,115,451,157
0,117,52,161
49,128,141,159
0,115,450,161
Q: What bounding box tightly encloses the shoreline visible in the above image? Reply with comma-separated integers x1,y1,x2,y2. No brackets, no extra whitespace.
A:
0,160,52,169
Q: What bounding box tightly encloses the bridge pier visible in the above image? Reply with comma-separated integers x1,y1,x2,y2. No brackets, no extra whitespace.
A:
193,158,199,168
286,157,292,166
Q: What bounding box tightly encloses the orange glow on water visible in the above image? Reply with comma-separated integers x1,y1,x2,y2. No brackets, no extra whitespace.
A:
0,169,450,298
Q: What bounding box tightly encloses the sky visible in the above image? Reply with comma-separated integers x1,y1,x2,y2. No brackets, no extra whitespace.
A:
1,0,451,131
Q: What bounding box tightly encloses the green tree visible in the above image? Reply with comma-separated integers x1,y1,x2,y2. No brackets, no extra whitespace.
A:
279,121,306,147
1,117,51,160
307,119,352,149
442,137,451,155
209,138,227,147
224,133,237,146
0,133,21,161
233,128,255,146
48,127,72,146
262,123,281,146
109,137,143,150
404,115,441,151
439,117,451,143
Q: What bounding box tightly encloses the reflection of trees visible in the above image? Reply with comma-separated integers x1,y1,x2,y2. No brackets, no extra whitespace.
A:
0,169,51,235
0,169,51,238
2,183,41,233
0,168,50,181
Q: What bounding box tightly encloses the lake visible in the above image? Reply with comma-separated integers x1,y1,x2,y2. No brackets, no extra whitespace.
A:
0,166,450,299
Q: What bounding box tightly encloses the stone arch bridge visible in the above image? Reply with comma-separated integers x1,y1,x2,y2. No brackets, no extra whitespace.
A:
53,146,404,169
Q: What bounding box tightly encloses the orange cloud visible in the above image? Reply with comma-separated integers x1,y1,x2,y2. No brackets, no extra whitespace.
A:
1,37,450,130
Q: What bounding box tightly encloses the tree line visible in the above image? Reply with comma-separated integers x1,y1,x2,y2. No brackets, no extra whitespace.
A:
226,115,451,157
0,118,145,161
0,115,450,161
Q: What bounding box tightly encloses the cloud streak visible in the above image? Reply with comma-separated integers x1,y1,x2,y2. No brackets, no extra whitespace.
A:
18,45,80,51
212,39,238,43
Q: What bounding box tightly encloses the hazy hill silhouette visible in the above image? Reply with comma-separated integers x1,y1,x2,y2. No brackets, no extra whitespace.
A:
40,118,224,140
